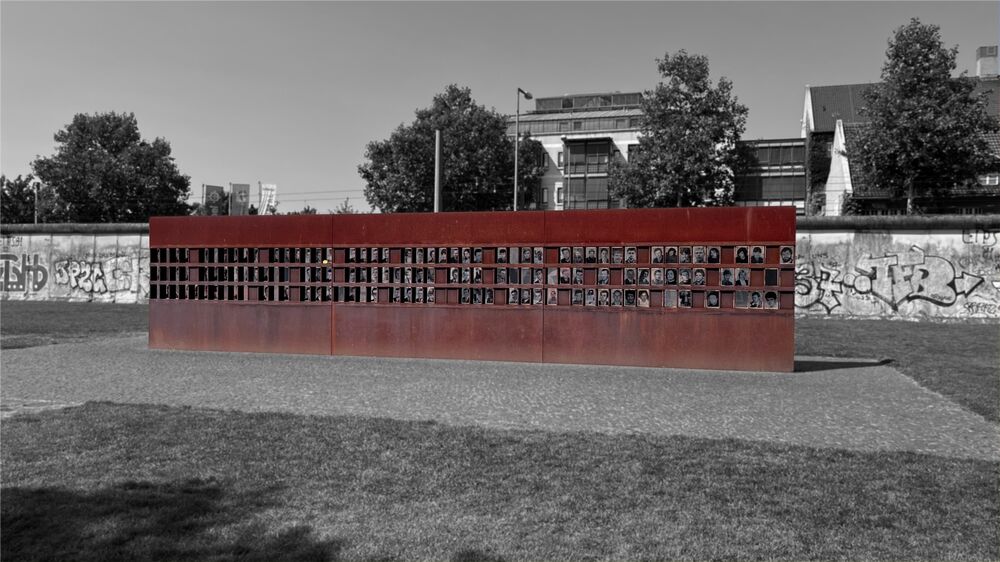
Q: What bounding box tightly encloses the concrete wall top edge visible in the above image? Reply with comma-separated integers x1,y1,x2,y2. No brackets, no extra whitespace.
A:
4,213,999,236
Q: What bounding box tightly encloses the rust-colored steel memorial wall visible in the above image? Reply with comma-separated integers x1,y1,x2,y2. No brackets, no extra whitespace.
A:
149,207,796,371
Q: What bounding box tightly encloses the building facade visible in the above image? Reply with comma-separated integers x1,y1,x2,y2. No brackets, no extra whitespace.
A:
508,92,807,213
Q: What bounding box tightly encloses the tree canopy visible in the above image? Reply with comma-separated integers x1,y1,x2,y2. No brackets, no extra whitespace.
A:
609,50,750,208
846,18,1000,213
358,85,545,212
1,174,61,224
31,112,192,222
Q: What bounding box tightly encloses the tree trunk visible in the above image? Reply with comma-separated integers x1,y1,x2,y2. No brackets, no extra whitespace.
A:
906,179,914,215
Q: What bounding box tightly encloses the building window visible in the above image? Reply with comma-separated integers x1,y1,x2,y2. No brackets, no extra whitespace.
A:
542,188,549,204
556,187,564,204
573,121,583,131
559,121,569,132
557,151,564,167
627,143,640,162
615,119,627,129
978,173,999,186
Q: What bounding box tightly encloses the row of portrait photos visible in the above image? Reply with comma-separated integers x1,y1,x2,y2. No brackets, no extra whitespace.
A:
340,286,781,309
341,266,783,286
343,246,795,265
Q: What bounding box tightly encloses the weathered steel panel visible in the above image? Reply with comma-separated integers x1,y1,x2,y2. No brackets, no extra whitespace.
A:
149,207,796,372
149,300,331,355
332,304,544,362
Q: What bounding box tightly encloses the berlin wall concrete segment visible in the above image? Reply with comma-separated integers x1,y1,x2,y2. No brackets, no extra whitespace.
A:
3,217,1000,320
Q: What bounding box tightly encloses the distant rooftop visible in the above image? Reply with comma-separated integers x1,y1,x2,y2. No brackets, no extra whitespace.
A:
531,92,643,114
808,78,999,134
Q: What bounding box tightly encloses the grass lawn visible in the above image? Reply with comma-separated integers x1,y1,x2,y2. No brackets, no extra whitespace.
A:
3,401,997,561
0,300,147,349
796,318,1000,423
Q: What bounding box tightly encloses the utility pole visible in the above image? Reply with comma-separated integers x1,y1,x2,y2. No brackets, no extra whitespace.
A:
434,129,441,212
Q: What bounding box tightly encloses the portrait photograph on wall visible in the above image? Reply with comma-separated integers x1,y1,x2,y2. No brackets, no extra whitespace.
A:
735,246,748,263
720,268,734,286
598,268,610,285
765,291,780,309
751,246,765,263
706,290,720,308
598,289,610,306
692,268,706,286
780,246,795,264
651,268,664,285
678,290,693,308
736,268,750,286
637,289,650,308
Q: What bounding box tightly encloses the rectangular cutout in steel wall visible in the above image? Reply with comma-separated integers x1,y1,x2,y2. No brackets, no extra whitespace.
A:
149,207,795,371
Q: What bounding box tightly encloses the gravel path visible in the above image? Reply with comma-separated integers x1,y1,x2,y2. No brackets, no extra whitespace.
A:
2,335,997,461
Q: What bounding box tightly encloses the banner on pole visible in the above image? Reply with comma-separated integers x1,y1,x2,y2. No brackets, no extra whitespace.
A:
204,185,227,216
230,184,251,215
259,183,277,214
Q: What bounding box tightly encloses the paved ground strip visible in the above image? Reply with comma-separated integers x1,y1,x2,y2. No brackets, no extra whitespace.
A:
2,335,997,461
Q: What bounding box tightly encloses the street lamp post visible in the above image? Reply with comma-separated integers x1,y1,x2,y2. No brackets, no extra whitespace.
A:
514,87,532,211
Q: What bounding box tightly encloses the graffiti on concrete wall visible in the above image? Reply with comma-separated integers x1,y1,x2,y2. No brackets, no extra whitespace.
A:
796,230,1000,320
796,246,984,313
0,253,49,295
1,233,149,303
52,256,138,295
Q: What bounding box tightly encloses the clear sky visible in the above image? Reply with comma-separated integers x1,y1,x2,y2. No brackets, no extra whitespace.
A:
2,1,997,212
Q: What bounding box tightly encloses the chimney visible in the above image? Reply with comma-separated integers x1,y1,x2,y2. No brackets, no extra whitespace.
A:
977,46,998,78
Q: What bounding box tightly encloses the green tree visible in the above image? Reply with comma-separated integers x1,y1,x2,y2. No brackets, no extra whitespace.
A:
610,50,749,208
333,198,358,214
287,204,318,215
846,19,1000,214
0,174,61,223
31,112,192,222
358,85,545,212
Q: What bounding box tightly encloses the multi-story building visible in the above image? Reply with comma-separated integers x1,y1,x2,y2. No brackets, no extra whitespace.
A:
508,92,643,210
510,45,998,215
508,92,807,212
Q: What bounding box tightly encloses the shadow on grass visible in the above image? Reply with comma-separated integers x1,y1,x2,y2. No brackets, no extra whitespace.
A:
794,358,893,373
1,477,341,562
